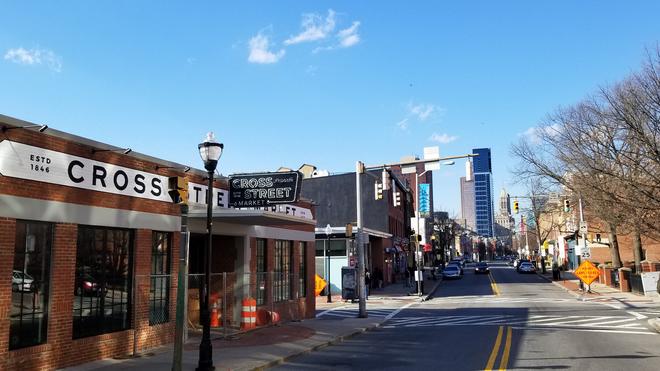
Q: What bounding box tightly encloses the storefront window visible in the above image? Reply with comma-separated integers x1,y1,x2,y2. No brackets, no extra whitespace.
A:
10,221,52,350
73,226,133,339
256,239,267,305
150,232,170,325
274,240,292,302
298,242,306,298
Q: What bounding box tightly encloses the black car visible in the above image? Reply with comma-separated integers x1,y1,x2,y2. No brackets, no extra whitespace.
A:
475,262,489,274
74,273,106,297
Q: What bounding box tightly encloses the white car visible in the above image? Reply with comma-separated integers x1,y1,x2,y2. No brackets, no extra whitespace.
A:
518,262,536,273
12,270,34,292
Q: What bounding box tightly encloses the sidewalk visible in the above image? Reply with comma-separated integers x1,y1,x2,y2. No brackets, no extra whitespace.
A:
67,276,442,371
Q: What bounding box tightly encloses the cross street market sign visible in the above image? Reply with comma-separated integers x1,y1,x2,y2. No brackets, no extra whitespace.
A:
229,171,302,207
0,140,171,202
186,181,312,220
0,141,313,220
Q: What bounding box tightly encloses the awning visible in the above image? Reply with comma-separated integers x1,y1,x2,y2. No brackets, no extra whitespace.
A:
188,207,316,227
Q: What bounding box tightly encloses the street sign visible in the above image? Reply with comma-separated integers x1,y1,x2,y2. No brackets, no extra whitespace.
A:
229,171,302,207
574,260,599,286
579,221,588,234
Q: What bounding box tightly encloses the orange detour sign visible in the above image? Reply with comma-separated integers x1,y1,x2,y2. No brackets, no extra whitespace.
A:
315,274,327,296
574,260,600,286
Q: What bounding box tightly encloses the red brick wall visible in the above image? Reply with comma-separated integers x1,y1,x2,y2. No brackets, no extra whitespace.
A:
0,221,182,370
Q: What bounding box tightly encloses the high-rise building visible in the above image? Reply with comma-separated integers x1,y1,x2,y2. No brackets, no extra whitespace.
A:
495,188,515,247
460,159,476,231
472,148,494,237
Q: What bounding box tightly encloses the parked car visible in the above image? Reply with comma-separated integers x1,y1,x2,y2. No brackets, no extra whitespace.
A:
475,262,490,274
518,262,536,273
450,258,465,268
446,262,464,275
75,273,105,297
442,266,462,280
515,259,531,272
12,270,34,292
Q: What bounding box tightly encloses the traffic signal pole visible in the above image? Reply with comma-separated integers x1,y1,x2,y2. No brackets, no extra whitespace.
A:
356,161,367,318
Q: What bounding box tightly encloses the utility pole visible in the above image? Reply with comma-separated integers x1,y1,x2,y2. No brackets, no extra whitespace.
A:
172,205,190,371
356,161,367,318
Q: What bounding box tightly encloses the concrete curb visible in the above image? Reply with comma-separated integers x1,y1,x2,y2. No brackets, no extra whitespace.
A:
648,318,660,334
422,278,444,301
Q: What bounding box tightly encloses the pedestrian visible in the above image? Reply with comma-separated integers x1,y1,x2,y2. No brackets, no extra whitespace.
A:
365,268,371,299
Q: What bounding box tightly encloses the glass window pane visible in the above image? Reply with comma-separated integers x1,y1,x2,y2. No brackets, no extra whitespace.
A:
73,226,133,338
150,232,170,325
10,221,52,350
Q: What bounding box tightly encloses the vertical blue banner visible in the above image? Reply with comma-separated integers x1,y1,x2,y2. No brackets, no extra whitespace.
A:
419,183,430,217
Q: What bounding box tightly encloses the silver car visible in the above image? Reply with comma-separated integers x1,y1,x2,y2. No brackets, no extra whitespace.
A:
442,266,462,279
12,270,34,292
518,262,536,273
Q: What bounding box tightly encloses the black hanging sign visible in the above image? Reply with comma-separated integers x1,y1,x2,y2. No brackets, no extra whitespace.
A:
229,171,302,207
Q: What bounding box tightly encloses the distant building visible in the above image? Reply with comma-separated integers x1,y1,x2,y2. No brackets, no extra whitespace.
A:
472,148,495,237
495,188,515,248
460,177,476,231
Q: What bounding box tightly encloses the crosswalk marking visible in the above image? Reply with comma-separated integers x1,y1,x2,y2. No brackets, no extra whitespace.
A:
382,314,655,334
316,307,397,319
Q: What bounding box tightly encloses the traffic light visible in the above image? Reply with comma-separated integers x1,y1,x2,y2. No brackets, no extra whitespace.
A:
393,191,401,207
563,199,570,212
513,200,519,214
168,176,189,204
382,169,390,190
374,181,383,200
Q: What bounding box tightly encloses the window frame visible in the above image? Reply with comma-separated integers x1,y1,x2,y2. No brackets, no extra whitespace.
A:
256,239,267,305
72,226,134,339
298,242,306,298
9,220,53,350
149,231,171,326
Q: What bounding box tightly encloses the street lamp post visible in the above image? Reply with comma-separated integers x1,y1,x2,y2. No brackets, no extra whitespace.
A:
324,224,333,303
197,132,223,371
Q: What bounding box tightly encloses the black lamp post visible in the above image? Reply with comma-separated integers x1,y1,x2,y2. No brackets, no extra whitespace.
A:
197,132,223,371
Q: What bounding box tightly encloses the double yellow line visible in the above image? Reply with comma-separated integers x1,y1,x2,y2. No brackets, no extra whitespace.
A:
485,326,513,370
488,272,500,296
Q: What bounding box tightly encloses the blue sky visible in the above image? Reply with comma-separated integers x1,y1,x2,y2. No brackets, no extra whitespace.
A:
2,1,659,215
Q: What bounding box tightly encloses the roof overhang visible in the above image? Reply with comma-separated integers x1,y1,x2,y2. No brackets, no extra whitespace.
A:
188,207,316,226
314,226,392,239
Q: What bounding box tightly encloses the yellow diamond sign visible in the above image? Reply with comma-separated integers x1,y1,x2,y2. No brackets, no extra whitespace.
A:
574,260,600,286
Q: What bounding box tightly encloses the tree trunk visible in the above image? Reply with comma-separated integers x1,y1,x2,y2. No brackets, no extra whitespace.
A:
608,223,622,268
632,228,643,274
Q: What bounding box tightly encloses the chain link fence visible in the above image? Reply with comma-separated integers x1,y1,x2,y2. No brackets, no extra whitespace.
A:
187,272,303,335
132,271,305,343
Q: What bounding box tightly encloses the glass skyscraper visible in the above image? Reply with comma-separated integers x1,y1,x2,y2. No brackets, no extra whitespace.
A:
472,148,494,237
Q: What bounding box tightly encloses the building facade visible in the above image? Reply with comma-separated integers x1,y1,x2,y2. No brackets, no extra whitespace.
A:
472,148,495,237
301,169,413,293
0,114,316,370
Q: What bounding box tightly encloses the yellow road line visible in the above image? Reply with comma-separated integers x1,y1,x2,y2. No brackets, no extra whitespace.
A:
489,273,500,296
485,326,504,371
499,326,513,370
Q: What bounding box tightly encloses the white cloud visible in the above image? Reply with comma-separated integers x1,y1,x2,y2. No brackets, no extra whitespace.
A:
396,118,409,130
337,21,360,48
429,133,458,144
248,33,285,64
305,65,318,76
4,47,62,72
284,9,336,45
407,102,437,121
520,124,561,144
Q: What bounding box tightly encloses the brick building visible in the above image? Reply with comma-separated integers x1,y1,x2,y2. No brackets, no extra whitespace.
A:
0,114,316,370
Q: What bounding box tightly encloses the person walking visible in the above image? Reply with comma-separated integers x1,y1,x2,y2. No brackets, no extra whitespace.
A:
365,268,371,300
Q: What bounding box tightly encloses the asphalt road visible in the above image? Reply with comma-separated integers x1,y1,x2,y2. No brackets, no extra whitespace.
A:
273,262,660,370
